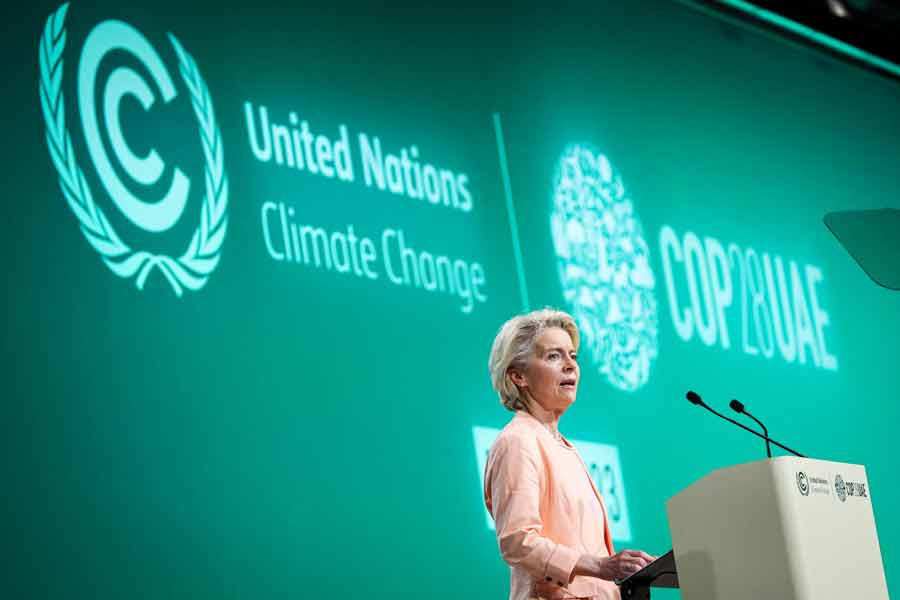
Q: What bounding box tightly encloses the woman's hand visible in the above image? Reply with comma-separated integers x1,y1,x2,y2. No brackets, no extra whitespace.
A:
595,549,656,581
572,549,656,582
533,550,656,598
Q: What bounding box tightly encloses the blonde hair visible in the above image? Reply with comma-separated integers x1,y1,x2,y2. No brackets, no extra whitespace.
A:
488,308,580,411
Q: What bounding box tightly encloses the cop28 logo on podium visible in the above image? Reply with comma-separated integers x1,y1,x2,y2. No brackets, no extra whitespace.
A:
38,4,228,296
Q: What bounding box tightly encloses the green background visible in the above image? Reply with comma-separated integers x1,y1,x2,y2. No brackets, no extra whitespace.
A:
3,1,898,598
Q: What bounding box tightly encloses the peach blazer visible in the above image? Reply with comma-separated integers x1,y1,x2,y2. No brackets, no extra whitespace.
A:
484,411,619,600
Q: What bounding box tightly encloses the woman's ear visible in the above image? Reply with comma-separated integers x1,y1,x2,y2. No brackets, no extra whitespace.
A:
508,366,527,388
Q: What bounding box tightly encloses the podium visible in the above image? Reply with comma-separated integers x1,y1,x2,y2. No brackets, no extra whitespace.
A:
666,457,888,599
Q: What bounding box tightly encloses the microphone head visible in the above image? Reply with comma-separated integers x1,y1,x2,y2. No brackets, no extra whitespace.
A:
729,399,745,413
686,390,702,405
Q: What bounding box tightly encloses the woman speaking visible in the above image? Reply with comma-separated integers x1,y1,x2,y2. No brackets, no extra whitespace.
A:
484,309,654,600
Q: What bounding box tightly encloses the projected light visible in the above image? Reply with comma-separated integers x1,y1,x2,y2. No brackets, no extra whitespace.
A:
550,144,658,392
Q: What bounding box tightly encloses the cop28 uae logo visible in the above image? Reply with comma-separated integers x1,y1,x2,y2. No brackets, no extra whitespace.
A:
38,4,228,296
550,144,658,392
835,474,847,502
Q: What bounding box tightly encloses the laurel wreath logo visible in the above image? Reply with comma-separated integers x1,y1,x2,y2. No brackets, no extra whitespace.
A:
38,3,228,296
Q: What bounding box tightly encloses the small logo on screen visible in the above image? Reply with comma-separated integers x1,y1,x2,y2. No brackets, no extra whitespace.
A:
38,4,228,296
549,144,658,392
796,471,810,496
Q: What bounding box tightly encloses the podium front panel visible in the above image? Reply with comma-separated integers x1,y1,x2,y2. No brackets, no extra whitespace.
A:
666,457,887,600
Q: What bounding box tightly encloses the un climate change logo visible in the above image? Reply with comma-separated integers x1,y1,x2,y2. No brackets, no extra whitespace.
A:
550,144,658,392
38,4,228,296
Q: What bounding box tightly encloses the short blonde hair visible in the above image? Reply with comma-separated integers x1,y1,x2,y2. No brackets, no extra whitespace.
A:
488,308,580,411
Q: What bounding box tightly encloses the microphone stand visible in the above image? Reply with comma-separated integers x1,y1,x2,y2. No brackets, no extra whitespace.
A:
731,400,772,458
687,392,806,458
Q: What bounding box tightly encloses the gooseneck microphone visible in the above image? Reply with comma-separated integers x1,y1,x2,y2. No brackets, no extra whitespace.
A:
729,399,771,458
685,391,805,457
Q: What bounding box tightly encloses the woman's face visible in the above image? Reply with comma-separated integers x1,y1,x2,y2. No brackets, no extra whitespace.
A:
511,327,579,413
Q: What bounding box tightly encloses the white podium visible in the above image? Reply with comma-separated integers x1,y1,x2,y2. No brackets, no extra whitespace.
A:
666,457,887,599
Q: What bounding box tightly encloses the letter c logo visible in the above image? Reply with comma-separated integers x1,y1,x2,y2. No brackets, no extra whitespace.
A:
78,20,189,232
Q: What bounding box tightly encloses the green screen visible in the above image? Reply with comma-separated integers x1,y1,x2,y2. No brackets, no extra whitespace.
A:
4,1,899,598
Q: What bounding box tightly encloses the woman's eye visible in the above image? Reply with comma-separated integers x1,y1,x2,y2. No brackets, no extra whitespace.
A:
548,352,560,359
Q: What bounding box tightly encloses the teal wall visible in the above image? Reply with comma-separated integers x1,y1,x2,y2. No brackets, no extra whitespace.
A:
4,1,899,598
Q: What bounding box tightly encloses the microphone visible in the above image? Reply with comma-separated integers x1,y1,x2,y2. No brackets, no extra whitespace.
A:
685,391,805,457
729,399,771,458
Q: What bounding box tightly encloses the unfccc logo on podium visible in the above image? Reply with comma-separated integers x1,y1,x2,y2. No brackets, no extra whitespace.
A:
38,4,228,296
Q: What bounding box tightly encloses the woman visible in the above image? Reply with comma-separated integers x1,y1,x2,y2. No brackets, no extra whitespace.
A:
484,309,654,600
